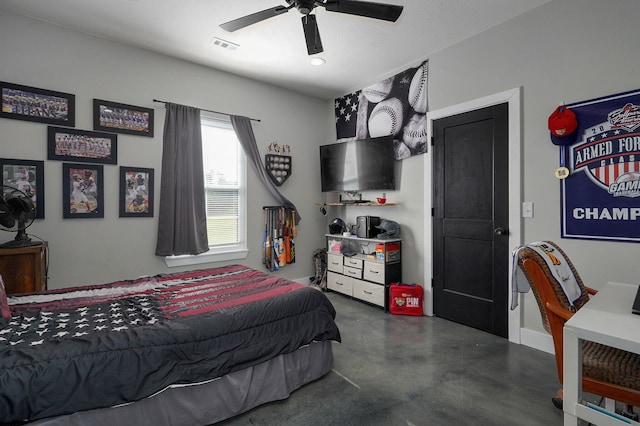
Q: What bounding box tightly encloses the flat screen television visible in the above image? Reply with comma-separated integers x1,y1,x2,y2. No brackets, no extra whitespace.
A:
319,136,396,193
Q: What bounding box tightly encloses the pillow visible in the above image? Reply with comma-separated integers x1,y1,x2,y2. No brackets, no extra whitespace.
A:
0,274,11,322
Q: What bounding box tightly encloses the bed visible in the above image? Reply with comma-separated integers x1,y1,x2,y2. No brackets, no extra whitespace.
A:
0,264,341,425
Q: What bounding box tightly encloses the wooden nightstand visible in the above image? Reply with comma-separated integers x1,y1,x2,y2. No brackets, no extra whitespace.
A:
0,242,48,295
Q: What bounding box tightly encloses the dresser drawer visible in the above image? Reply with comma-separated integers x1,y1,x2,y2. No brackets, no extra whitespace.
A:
327,254,344,273
343,265,363,279
343,256,363,269
327,271,353,296
353,280,385,307
363,260,385,284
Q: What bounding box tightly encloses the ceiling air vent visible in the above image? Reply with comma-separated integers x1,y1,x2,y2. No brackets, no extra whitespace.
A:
210,37,238,51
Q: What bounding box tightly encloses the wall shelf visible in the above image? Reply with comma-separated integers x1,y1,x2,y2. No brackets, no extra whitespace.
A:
316,202,397,207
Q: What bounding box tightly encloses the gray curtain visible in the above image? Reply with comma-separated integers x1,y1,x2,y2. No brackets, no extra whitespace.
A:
155,103,209,256
230,115,301,224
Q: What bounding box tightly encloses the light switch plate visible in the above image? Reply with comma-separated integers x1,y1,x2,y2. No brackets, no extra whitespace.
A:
522,202,533,218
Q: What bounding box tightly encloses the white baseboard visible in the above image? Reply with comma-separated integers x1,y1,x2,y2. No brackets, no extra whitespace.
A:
520,327,555,355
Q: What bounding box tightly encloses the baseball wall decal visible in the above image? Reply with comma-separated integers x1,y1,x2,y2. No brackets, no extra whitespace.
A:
334,60,429,160
368,97,403,137
362,77,394,103
402,113,427,150
394,141,411,160
408,63,428,114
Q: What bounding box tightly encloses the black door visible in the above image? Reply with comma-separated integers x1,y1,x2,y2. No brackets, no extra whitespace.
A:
432,103,509,337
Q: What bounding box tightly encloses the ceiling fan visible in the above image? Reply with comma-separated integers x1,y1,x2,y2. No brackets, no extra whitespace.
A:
220,0,404,55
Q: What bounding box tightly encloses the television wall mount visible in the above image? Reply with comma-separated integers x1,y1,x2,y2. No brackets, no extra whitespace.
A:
339,192,370,204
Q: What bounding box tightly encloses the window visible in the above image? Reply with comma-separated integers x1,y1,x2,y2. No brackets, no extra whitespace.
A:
202,116,246,253
164,115,247,267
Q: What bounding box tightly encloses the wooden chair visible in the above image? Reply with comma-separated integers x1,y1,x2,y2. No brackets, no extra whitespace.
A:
516,241,640,412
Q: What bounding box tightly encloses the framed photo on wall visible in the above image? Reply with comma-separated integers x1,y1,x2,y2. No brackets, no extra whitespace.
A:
0,81,75,126
62,163,104,218
0,158,45,219
48,126,117,164
93,99,154,137
119,166,154,217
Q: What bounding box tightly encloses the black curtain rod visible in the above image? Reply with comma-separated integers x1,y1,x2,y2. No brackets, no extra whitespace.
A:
152,99,261,123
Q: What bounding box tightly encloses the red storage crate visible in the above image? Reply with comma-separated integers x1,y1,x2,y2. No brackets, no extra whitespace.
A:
389,283,423,316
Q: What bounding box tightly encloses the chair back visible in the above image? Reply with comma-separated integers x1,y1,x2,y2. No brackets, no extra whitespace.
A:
515,241,591,382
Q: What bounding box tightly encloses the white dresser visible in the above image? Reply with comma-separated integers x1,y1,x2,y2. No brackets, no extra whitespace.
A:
325,234,401,310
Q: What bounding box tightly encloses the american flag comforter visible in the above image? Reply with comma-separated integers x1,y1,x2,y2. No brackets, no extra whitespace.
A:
0,265,341,423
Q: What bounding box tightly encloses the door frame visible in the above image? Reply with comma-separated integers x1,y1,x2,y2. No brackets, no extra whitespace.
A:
423,87,522,344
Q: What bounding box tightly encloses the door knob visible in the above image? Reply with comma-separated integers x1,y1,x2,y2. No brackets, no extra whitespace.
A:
494,227,507,235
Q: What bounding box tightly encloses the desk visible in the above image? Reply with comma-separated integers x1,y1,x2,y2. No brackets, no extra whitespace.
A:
563,281,640,426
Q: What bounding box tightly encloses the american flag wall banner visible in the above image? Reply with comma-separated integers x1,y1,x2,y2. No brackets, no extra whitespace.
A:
561,88,640,242
334,90,360,140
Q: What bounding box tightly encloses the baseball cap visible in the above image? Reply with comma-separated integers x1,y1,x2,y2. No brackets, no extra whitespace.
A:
548,105,578,146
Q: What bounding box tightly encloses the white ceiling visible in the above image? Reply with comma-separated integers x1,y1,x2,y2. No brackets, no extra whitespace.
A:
0,0,550,100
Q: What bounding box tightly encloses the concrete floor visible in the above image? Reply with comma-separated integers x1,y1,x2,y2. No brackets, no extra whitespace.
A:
220,292,570,425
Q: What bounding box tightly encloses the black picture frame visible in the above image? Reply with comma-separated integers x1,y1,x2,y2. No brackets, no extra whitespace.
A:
48,126,117,164
0,81,75,126
93,99,154,137
119,166,154,217
0,158,45,219
62,163,104,219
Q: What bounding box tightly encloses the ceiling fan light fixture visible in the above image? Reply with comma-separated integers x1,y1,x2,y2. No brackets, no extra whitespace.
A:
309,57,326,66
291,0,315,15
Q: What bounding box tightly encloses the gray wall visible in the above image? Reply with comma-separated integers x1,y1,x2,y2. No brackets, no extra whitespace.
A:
0,12,329,288
428,0,640,336
324,0,640,342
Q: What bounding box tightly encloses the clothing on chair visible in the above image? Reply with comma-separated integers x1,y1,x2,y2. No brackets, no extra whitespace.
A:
510,241,582,310
510,247,530,310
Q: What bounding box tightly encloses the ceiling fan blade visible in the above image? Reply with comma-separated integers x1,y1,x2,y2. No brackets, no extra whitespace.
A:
302,14,324,55
321,0,403,22
220,5,291,32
